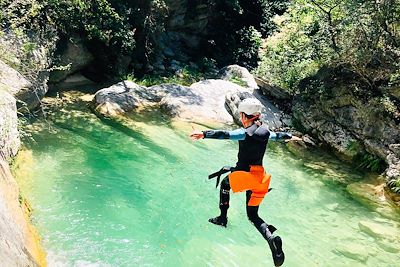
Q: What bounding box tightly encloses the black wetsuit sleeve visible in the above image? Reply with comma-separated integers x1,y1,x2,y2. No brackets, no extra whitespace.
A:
202,130,231,139
203,129,246,140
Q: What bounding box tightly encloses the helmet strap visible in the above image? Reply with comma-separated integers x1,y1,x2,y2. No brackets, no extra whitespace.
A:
241,113,260,127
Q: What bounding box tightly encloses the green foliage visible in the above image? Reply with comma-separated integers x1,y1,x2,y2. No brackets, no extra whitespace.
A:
346,140,361,153
127,65,215,87
256,0,400,92
229,76,247,87
357,153,385,172
0,0,136,52
234,26,262,69
0,0,170,76
207,0,289,69
379,96,398,115
255,25,320,92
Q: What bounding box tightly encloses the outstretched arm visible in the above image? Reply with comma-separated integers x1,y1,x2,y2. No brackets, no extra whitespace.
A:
190,128,246,141
269,131,302,142
268,131,292,141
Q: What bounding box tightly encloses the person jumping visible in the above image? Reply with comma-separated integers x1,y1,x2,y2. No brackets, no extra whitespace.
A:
190,98,301,266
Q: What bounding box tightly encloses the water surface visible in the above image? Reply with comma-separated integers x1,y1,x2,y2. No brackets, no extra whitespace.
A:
15,97,400,267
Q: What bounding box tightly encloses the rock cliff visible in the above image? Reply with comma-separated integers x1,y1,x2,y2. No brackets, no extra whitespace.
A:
293,66,400,193
0,156,46,266
156,0,212,67
0,62,45,266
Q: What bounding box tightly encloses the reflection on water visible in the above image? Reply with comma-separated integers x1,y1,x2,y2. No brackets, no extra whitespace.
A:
15,98,400,267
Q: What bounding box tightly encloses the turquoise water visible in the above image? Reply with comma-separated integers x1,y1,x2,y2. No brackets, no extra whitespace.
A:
16,97,400,267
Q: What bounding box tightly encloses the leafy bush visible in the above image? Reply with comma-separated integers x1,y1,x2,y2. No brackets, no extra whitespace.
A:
127,65,214,87
357,153,385,172
233,26,262,69
0,0,57,74
206,0,289,69
256,0,400,92
0,0,170,76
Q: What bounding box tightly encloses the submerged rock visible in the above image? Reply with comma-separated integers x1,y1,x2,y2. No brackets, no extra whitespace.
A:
334,243,369,262
376,240,400,253
358,220,400,242
0,60,31,95
347,182,400,220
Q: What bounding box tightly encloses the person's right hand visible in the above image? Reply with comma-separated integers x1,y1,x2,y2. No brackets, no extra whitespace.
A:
189,126,204,140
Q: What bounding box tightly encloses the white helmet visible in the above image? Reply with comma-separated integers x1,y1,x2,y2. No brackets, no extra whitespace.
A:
238,98,262,115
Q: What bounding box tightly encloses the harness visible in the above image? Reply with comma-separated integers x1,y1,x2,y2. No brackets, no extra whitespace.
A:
208,166,235,188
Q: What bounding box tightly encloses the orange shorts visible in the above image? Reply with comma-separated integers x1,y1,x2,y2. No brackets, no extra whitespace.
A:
229,165,271,206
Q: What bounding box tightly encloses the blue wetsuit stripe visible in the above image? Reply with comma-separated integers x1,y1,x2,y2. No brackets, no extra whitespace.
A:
269,132,292,140
229,128,246,140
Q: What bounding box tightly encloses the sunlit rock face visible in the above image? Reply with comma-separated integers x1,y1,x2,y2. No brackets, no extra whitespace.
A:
293,66,400,192
92,77,287,129
0,90,20,159
0,66,44,266
0,157,41,267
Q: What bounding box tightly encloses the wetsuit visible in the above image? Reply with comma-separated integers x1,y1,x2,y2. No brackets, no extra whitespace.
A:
203,123,291,245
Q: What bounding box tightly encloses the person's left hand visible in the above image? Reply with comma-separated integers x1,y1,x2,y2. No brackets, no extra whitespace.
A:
189,126,204,141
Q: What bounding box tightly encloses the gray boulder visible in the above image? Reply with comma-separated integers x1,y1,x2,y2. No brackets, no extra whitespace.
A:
157,79,248,123
219,65,259,89
93,79,289,128
93,80,160,117
225,90,285,129
0,60,31,95
0,60,48,111
255,77,291,101
94,79,251,124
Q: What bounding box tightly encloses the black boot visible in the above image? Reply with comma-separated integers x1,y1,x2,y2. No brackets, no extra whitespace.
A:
208,216,227,227
268,235,285,266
